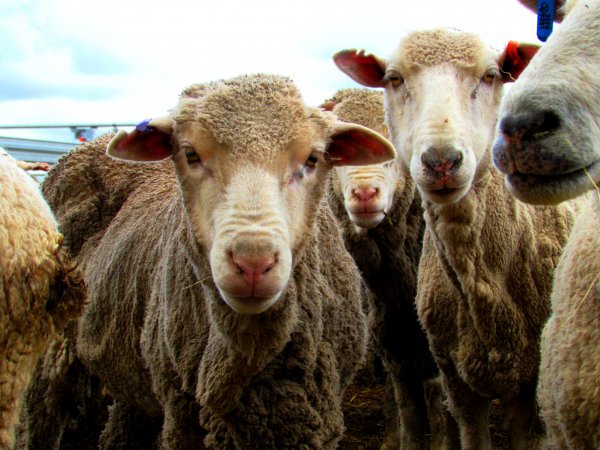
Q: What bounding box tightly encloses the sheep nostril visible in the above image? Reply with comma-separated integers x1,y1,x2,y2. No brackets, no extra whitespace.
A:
499,109,561,141
421,149,463,174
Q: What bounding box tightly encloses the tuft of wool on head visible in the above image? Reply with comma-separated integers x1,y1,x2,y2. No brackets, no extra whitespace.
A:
397,28,487,70
174,74,309,160
325,89,387,137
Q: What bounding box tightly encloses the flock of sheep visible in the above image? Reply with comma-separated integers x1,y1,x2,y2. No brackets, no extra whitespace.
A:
1,0,598,448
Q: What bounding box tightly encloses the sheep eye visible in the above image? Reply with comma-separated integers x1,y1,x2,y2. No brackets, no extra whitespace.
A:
292,153,319,183
385,71,403,88
185,148,201,165
481,68,497,84
305,153,318,168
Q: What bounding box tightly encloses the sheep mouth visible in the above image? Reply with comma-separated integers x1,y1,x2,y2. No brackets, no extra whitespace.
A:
349,210,386,229
418,186,468,205
224,292,283,315
351,210,384,218
505,160,600,205
430,187,459,196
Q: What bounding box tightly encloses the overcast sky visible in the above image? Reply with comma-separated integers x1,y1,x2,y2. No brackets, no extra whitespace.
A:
0,0,547,143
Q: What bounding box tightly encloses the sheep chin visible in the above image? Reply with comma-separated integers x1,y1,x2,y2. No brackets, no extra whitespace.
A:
219,290,283,315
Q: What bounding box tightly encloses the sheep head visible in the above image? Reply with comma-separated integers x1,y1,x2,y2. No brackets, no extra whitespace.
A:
334,29,539,205
108,74,395,314
494,0,600,204
322,88,401,232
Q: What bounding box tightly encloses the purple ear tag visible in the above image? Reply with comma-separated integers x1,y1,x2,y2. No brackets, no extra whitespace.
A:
537,0,554,42
135,118,153,133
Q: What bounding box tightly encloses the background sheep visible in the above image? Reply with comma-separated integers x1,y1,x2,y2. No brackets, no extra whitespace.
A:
323,88,445,449
17,132,166,450
494,0,600,447
30,74,396,449
0,153,85,449
334,28,576,449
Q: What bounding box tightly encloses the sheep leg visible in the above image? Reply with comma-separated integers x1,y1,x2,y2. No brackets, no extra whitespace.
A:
17,338,109,450
392,376,431,449
424,376,460,450
504,384,545,450
443,373,492,450
99,400,161,450
160,389,206,450
380,375,401,450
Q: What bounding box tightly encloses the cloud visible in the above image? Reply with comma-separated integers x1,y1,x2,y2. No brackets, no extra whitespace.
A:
0,0,546,143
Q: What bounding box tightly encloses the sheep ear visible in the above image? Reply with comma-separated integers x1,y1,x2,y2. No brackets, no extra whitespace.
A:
333,49,387,88
325,122,396,167
499,41,541,82
319,99,338,112
107,117,174,162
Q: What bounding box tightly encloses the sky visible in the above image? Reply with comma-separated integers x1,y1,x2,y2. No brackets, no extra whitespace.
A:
0,0,548,143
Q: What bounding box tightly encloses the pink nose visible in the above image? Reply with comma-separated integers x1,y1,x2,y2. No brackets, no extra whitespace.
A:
232,254,276,286
352,186,378,202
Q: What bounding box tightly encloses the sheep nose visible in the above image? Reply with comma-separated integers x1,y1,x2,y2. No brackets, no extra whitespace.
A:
352,186,378,202
232,254,277,286
498,109,561,143
421,148,463,174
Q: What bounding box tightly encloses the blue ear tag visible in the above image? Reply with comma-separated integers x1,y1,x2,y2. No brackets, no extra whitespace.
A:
537,0,555,42
135,118,153,133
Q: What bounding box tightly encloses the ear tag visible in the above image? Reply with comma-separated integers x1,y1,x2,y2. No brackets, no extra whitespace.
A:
135,118,153,133
537,0,554,42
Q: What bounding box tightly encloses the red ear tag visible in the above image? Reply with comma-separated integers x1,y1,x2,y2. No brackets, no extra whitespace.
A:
506,41,521,67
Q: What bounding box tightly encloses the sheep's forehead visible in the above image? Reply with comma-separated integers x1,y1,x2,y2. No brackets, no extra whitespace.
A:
175,75,312,159
394,29,490,72
330,89,386,135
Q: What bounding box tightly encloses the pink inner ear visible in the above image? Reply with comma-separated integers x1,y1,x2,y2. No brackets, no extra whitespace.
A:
112,129,173,161
327,130,391,166
501,41,540,82
319,100,338,112
333,50,387,88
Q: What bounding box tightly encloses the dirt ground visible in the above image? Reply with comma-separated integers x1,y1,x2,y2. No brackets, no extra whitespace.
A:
339,383,386,449
339,381,510,450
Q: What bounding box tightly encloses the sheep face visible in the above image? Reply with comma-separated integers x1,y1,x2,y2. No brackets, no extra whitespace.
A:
323,88,399,231
494,0,600,204
333,29,539,205
108,75,395,315
382,31,508,205
173,123,319,315
333,161,399,231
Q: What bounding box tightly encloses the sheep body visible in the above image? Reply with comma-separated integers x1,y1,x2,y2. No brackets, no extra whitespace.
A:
334,28,575,449
494,1,600,447
0,154,84,449
538,194,599,449
33,74,396,449
325,88,443,449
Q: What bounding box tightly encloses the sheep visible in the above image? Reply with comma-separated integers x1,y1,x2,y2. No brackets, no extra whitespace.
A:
334,28,578,449
494,0,599,205
0,148,51,178
323,88,445,449
494,1,600,447
0,152,85,449
29,74,396,449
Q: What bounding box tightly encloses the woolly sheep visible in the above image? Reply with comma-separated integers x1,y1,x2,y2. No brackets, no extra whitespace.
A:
323,88,445,449
494,1,600,447
334,28,577,449
29,74,396,449
0,152,84,449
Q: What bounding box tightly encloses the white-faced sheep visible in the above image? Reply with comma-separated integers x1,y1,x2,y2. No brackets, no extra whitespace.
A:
26,74,396,449
334,28,578,449
323,88,446,449
494,0,600,447
0,151,85,449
